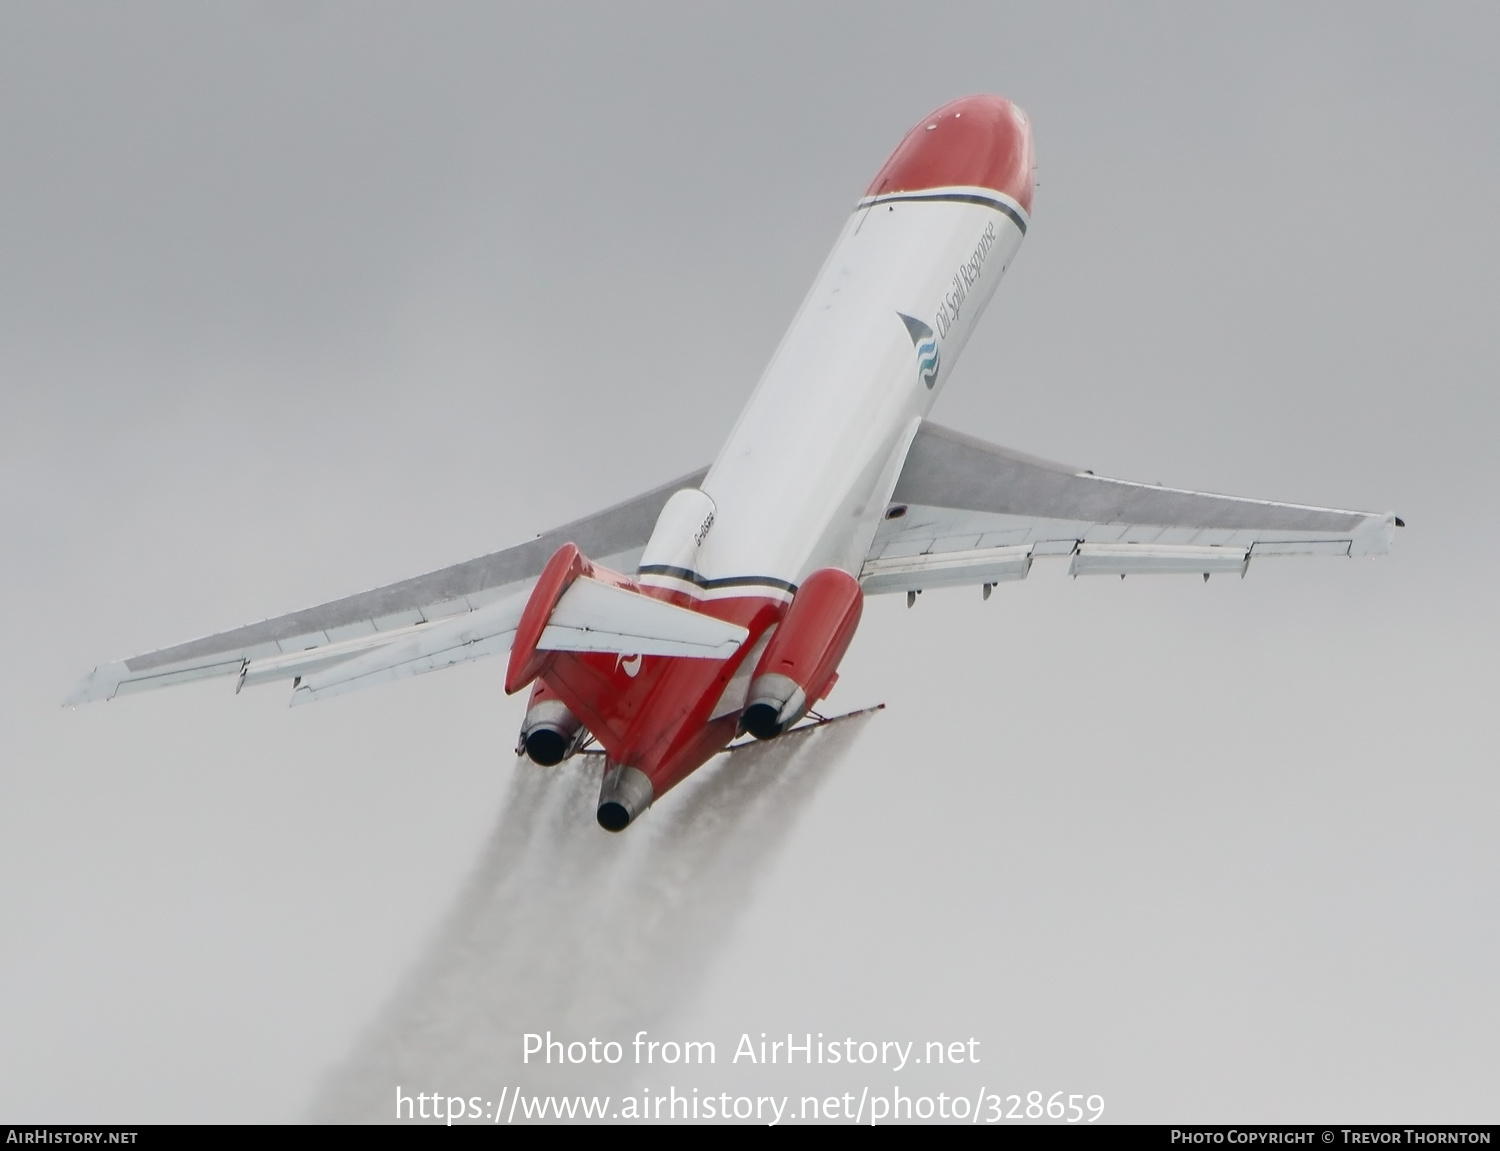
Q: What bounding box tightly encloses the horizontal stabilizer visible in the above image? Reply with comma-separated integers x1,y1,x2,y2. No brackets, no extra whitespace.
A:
539,576,748,659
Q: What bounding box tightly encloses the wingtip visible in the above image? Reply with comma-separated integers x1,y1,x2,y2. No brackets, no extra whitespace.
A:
1349,511,1401,556
61,678,90,707
62,662,128,707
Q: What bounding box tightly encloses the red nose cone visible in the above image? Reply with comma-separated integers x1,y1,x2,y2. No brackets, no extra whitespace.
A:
867,94,1035,216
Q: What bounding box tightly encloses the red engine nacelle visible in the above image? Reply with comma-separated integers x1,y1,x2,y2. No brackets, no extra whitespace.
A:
741,567,863,739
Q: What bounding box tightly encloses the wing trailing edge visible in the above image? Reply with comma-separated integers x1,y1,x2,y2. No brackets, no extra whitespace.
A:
861,421,1398,593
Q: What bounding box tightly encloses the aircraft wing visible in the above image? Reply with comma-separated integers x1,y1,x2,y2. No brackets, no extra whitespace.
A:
860,422,1398,595
66,467,709,705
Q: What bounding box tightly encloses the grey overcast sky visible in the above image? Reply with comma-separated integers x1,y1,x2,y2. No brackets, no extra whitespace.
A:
2,1,1496,1123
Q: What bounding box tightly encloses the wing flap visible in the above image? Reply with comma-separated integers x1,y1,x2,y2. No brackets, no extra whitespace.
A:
290,591,529,705
110,660,244,698
860,544,1033,594
238,623,435,689
861,421,1397,593
1251,539,1353,558
1069,543,1248,577
291,633,517,706
64,658,247,705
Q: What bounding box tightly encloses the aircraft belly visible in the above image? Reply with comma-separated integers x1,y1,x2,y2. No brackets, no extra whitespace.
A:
698,198,1025,590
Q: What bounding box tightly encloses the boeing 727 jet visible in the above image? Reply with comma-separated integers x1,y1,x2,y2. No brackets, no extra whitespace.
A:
68,95,1400,830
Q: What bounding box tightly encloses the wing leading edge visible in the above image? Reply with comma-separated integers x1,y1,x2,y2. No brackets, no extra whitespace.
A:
861,422,1398,594
66,468,709,705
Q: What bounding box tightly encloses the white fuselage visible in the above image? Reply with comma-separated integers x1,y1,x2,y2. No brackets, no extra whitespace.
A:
662,187,1028,597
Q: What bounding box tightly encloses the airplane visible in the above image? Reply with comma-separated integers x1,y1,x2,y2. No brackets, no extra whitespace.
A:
67,94,1400,832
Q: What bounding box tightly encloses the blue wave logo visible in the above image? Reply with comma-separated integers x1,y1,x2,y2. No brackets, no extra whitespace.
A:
896,312,940,389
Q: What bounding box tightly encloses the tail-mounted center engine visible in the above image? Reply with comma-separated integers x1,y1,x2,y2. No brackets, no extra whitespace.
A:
741,567,863,740
517,678,588,766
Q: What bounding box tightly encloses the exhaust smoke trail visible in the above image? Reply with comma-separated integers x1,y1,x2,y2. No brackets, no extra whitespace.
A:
310,711,874,1121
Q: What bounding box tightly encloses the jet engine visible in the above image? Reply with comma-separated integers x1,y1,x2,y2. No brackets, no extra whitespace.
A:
741,567,863,739
518,678,587,765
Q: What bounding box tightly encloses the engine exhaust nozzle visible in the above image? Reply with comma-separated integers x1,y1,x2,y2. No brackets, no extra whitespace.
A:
597,762,654,832
741,673,806,740
519,693,585,766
